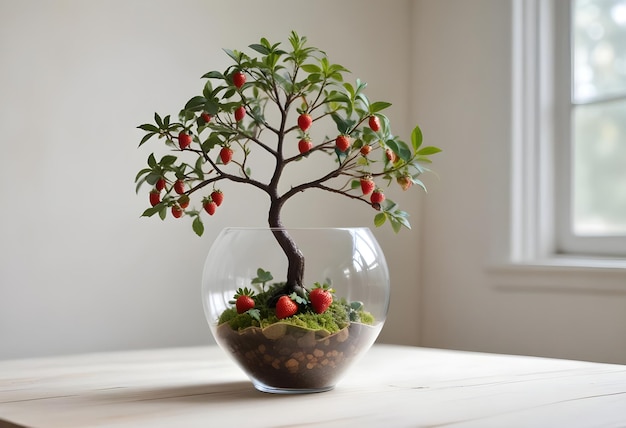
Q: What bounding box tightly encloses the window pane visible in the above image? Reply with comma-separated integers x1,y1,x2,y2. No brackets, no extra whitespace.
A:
573,100,626,235
573,0,626,102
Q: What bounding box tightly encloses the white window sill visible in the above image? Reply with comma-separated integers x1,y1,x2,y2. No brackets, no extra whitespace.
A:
486,257,626,293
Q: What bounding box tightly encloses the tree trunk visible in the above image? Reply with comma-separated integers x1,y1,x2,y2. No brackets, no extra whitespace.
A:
268,200,306,299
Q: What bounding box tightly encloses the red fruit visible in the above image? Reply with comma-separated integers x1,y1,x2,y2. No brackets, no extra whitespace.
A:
368,115,381,132
360,177,375,195
236,295,255,314
298,138,312,154
174,179,185,195
336,135,351,152
309,287,333,314
178,131,192,149
360,145,372,156
200,112,212,123
232,71,246,89
203,200,217,216
275,295,298,319
371,189,386,204
220,147,233,164
234,105,246,122
210,190,224,207
297,113,312,132
155,177,166,191
386,148,398,163
171,205,184,218
149,190,160,207
397,175,413,191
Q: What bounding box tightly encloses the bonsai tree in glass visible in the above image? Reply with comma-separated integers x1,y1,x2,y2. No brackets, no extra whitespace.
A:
136,30,439,319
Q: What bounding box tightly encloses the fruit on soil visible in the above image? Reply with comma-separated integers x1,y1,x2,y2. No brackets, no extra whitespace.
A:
309,288,333,314
276,295,298,319
236,295,255,314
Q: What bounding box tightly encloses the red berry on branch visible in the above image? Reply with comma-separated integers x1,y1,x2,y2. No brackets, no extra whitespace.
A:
200,112,212,123
385,148,398,163
336,135,351,152
360,176,375,195
210,190,224,207
297,113,312,132
397,175,413,191
155,178,166,191
360,145,372,156
368,115,381,132
370,189,385,204
234,105,246,122
171,205,184,218
203,200,217,216
174,179,185,195
178,131,192,149
149,190,160,207
298,138,312,154
232,71,246,89
220,147,233,165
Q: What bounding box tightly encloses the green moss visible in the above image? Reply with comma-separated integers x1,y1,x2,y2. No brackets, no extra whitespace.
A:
217,282,376,333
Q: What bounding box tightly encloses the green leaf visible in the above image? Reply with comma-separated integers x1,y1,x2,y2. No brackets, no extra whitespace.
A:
192,216,204,237
138,132,155,147
202,70,224,79
141,206,160,217
417,146,442,156
370,101,392,113
138,123,159,132
251,268,273,284
147,153,157,168
184,96,207,112
374,212,387,227
331,113,355,134
411,126,423,151
160,155,177,166
351,180,361,190
249,43,270,55
301,64,321,73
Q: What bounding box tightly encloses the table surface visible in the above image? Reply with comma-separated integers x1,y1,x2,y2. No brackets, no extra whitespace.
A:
0,344,625,427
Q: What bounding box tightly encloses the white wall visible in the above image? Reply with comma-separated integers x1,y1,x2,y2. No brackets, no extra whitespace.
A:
414,0,626,365
0,0,422,359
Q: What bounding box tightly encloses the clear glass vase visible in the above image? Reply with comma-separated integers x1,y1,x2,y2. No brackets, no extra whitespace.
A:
201,227,390,394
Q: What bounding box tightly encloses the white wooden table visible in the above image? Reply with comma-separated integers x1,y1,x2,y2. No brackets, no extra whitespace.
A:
1,344,625,427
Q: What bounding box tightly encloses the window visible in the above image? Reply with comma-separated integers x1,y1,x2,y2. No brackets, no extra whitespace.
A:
557,0,626,256
512,0,626,262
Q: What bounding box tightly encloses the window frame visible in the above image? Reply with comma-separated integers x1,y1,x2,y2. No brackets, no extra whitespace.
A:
512,0,626,261
555,0,626,257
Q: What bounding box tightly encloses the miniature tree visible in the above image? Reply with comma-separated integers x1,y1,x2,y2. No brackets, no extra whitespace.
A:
136,31,439,300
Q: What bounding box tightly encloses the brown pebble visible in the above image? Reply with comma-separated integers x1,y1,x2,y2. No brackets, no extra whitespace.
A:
313,349,324,358
285,358,299,373
258,344,266,354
